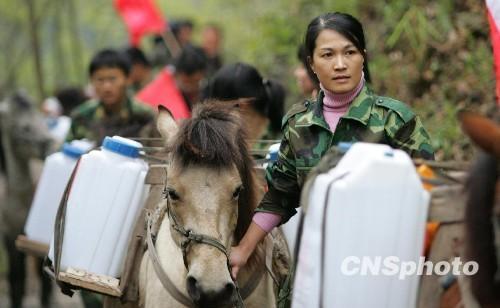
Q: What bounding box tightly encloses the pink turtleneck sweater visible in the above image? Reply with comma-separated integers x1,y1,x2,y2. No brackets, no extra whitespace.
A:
321,76,365,132
252,76,365,233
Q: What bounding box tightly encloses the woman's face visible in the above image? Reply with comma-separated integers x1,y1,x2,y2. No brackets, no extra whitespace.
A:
310,29,364,94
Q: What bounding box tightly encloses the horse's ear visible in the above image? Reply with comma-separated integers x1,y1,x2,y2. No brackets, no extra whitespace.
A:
458,111,500,158
157,105,179,143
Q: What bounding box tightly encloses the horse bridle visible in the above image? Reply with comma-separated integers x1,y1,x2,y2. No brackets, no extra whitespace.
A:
145,181,265,308
165,193,233,272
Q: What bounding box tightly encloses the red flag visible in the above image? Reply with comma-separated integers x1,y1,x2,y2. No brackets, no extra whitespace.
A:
114,0,166,46
486,0,500,105
136,69,191,120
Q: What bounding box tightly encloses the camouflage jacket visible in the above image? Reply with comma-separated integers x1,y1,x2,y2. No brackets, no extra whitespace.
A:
256,85,434,224
66,97,155,145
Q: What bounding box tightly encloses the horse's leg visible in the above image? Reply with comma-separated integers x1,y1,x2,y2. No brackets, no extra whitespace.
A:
3,235,26,308
36,256,52,307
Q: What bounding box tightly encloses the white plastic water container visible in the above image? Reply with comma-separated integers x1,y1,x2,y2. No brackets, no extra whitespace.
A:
281,208,301,257
48,136,149,278
24,141,90,244
292,142,429,308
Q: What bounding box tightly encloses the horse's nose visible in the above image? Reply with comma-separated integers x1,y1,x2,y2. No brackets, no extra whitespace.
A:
186,275,236,305
186,275,202,302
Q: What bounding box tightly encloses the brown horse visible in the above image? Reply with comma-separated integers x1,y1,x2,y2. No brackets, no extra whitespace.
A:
138,102,275,307
460,111,500,308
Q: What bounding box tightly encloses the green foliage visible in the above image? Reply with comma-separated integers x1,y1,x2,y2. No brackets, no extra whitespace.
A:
0,0,495,160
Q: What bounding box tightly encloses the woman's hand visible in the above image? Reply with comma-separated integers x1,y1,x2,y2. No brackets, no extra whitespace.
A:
229,245,249,279
229,221,268,279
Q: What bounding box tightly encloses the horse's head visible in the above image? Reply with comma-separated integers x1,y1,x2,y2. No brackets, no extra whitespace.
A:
0,91,52,160
157,102,257,307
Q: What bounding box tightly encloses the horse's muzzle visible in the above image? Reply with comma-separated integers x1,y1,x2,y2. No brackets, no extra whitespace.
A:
186,275,237,308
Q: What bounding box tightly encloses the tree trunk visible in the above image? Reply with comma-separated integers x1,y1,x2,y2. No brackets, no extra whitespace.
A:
53,0,67,89
67,0,84,84
25,0,45,100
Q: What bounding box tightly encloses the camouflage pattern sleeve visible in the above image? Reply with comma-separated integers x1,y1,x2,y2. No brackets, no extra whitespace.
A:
385,111,434,160
64,99,101,142
374,96,434,160
255,121,301,224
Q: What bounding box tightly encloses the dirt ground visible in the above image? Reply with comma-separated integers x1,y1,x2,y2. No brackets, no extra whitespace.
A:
0,166,84,308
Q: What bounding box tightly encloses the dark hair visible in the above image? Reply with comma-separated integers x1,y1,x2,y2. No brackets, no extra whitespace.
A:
54,86,88,116
88,49,131,77
297,44,320,88
204,62,285,133
124,46,151,67
174,45,208,75
304,12,371,82
171,19,194,39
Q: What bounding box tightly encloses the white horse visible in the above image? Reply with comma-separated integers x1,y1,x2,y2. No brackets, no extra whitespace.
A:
139,102,276,308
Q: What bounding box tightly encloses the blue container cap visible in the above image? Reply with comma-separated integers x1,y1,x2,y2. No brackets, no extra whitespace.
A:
62,143,87,159
269,150,278,162
337,142,353,153
267,143,281,163
102,136,140,158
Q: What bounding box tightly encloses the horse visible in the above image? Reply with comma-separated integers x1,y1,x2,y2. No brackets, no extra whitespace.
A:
0,91,54,307
138,102,276,308
459,111,500,308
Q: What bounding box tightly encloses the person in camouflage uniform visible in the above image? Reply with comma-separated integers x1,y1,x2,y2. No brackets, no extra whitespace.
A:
229,12,434,306
257,85,434,223
66,49,155,146
65,49,155,308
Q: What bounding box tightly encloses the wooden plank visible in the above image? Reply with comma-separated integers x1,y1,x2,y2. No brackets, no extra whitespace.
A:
15,235,49,257
428,185,465,223
58,268,122,297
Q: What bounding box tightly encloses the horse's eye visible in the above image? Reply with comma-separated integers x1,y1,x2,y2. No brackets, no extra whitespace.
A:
232,185,243,200
167,188,180,201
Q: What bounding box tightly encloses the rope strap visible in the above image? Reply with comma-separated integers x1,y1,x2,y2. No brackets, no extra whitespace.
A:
146,213,194,307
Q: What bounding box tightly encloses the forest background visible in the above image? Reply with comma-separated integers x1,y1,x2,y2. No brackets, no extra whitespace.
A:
0,0,496,160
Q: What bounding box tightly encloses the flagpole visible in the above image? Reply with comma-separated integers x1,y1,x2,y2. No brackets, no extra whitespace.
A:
161,28,182,58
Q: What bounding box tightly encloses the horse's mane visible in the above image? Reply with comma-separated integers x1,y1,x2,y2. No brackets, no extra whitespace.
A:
169,101,260,248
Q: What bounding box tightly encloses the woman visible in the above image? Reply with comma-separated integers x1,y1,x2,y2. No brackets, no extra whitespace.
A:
204,62,285,148
230,12,434,279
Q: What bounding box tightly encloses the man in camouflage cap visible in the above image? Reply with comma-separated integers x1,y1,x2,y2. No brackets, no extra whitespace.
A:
66,49,155,145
